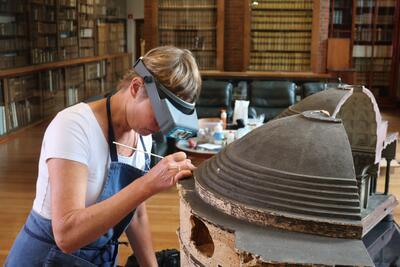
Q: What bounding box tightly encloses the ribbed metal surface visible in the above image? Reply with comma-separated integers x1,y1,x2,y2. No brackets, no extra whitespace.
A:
195,111,362,237
275,87,352,119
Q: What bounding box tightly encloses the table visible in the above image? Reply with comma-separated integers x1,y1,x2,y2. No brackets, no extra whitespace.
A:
175,138,219,166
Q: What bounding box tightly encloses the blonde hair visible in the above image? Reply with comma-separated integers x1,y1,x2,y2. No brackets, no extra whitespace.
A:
118,46,202,103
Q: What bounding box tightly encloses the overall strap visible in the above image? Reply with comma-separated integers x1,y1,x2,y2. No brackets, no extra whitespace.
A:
106,95,118,162
139,135,151,171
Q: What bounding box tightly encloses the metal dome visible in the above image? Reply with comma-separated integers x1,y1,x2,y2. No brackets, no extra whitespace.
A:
194,111,363,238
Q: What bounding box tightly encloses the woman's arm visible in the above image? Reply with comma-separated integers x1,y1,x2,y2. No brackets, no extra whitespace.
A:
49,152,194,253
125,203,157,267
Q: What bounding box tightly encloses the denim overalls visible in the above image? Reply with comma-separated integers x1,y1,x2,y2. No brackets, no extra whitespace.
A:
5,95,150,266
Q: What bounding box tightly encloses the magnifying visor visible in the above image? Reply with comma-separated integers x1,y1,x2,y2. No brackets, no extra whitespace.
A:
133,57,199,140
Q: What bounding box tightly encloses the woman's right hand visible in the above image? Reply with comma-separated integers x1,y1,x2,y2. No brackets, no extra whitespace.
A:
144,151,196,195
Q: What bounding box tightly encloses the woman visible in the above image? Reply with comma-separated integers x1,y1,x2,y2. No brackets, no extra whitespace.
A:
5,46,201,266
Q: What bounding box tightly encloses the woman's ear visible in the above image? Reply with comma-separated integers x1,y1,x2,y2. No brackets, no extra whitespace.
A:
128,77,144,98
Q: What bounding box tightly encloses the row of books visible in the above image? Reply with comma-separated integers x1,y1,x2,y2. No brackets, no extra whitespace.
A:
252,42,310,52
252,12,313,24
158,0,215,8
356,14,394,25
191,51,216,70
81,0,94,4
353,45,392,57
252,31,311,39
252,1,313,10
0,22,26,36
371,72,390,86
0,105,6,135
0,54,28,69
59,36,78,47
355,28,393,43
333,0,351,8
59,21,77,33
66,87,82,106
80,38,94,48
59,8,77,20
65,66,84,87
80,17,95,28
159,32,215,50
248,62,311,72
354,58,392,72
41,70,63,99
7,99,40,130
80,48,95,57
59,0,76,8
31,48,58,64
81,28,94,38
253,36,311,43
158,11,216,28
356,0,396,8
59,46,79,60
79,4,94,15
250,52,310,61
32,22,57,34
0,1,25,14
0,39,29,52
32,5,56,22
8,74,38,102
32,0,55,5
86,79,103,97
332,10,344,25
252,22,312,31
85,61,106,80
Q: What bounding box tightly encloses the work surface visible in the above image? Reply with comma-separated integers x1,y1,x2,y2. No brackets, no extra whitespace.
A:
0,110,399,265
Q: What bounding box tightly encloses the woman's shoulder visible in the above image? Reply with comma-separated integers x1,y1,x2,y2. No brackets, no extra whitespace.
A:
50,103,95,128
45,103,100,140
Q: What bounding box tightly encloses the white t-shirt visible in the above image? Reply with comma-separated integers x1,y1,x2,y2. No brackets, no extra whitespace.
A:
32,103,153,219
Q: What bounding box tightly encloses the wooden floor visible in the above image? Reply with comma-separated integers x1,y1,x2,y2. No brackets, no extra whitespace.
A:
0,110,399,265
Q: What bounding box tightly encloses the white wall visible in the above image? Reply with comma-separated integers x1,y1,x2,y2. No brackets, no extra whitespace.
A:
127,0,144,63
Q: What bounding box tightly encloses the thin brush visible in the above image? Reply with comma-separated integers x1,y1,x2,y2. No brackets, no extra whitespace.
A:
113,141,164,159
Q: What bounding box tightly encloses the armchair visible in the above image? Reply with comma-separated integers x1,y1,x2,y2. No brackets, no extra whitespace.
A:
249,81,296,122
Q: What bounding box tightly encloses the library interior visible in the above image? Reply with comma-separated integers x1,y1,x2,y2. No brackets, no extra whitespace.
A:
0,0,400,266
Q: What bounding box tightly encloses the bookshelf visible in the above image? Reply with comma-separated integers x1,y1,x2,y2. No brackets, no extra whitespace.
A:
329,0,353,38
85,61,106,98
246,0,314,72
0,53,131,138
153,0,224,71
79,0,96,57
352,0,397,98
1,74,41,133
29,0,58,64
65,65,84,106
58,0,79,60
41,69,65,118
0,0,29,70
0,0,130,138
1,0,127,66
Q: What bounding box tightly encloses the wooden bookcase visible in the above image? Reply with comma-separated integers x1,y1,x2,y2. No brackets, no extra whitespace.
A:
0,53,131,138
29,0,59,64
329,0,353,38
0,0,128,68
58,0,79,60
78,0,96,57
354,0,398,99
147,0,225,71
0,0,131,138
0,0,29,69
329,0,400,104
244,0,314,72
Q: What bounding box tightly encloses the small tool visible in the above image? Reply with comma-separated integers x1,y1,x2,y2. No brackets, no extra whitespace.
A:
113,141,181,171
